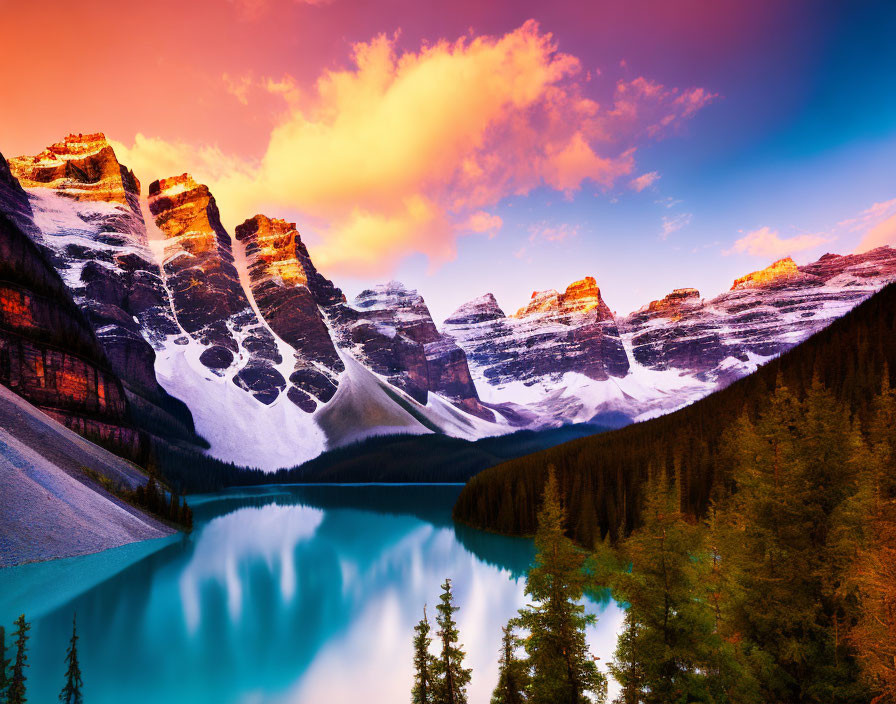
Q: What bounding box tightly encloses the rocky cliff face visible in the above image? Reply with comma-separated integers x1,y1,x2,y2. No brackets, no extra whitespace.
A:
234,215,342,411
233,215,491,418
329,282,492,420
0,183,143,460
622,248,896,382
148,175,287,404
444,276,630,401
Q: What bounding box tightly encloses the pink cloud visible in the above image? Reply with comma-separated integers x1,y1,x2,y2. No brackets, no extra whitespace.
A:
463,210,503,238
229,0,332,21
116,21,714,276
630,171,660,192
513,220,579,259
661,212,692,239
528,221,579,243
858,213,896,252
726,226,831,258
843,198,896,252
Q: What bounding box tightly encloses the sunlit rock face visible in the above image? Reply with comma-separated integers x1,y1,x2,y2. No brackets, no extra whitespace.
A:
622,247,896,380
513,276,615,320
148,174,250,349
235,215,342,411
148,176,286,403
7,133,141,212
445,276,630,397
5,138,189,427
330,282,492,419
647,288,701,315
730,257,809,290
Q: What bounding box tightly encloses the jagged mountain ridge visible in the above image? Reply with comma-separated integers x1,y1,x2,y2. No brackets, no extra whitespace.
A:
622,251,896,382
445,250,896,424
3,132,896,471
3,134,500,469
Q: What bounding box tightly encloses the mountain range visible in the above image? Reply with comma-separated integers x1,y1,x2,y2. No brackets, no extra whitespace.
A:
2,132,895,471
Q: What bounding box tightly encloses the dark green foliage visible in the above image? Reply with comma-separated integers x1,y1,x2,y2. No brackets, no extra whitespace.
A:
516,471,606,704
129,478,193,529
454,282,896,546
82,465,193,529
149,441,263,493
714,378,871,702
58,615,82,704
7,615,29,704
598,474,754,704
433,579,471,704
608,610,646,704
413,606,436,704
294,424,614,484
491,623,528,704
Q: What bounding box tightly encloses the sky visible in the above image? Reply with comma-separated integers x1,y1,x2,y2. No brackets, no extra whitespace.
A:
2,0,896,323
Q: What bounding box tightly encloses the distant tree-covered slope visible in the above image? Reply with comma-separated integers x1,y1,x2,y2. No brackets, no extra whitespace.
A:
156,420,615,493
453,282,896,546
288,422,614,483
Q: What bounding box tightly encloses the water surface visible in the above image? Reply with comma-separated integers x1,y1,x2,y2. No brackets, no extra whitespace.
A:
0,484,623,703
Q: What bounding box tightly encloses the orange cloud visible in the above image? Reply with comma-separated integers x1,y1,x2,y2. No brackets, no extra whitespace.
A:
726,226,831,258
114,21,713,276
223,73,254,105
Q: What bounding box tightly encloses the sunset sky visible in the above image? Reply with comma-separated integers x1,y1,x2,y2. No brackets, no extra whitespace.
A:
2,0,895,321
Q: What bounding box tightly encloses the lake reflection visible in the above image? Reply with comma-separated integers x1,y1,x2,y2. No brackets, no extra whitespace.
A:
0,485,623,703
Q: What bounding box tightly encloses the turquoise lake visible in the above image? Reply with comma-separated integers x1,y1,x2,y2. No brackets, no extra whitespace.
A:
0,484,623,703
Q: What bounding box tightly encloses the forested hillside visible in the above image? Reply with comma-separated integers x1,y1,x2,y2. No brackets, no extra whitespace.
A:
154,420,613,493
453,282,896,546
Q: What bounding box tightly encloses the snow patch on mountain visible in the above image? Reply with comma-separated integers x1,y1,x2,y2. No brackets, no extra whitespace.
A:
153,334,327,470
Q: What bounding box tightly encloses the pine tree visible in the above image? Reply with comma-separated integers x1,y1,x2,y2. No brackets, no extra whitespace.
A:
849,385,896,701
168,490,179,522
59,614,83,704
516,469,606,704
180,496,194,530
605,470,716,703
432,578,471,704
0,625,10,704
412,605,436,704
608,610,645,704
7,615,29,704
850,502,896,702
724,377,869,702
491,622,528,704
